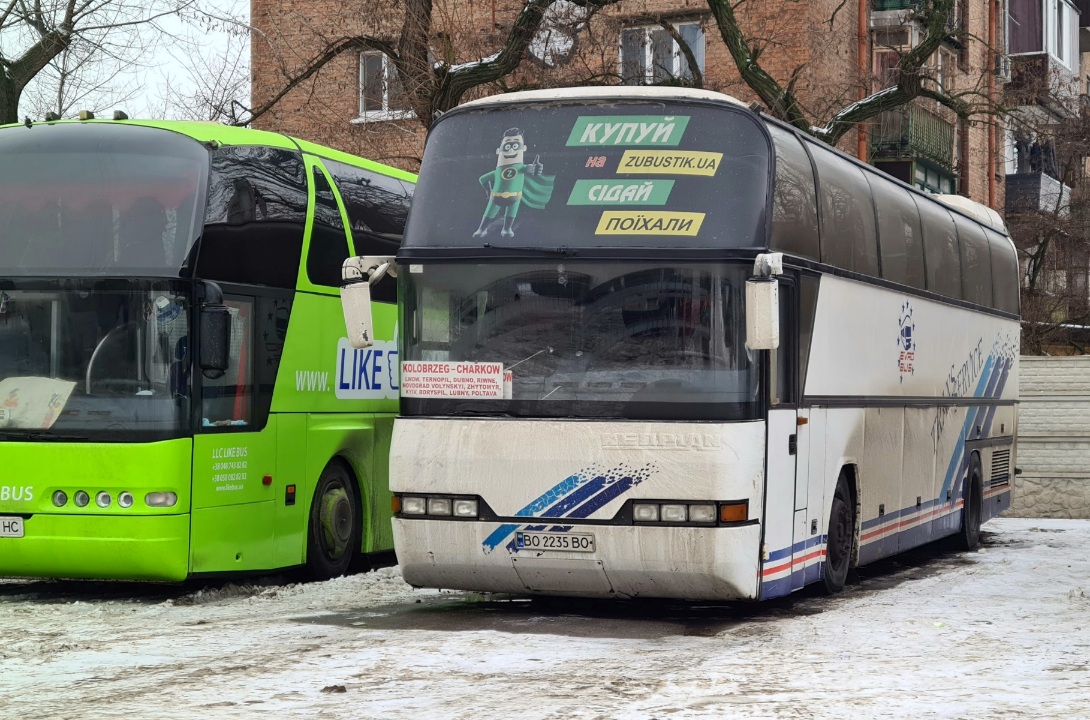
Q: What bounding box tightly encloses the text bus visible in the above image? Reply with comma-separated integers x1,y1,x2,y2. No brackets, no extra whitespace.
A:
343,87,1018,600
0,117,414,581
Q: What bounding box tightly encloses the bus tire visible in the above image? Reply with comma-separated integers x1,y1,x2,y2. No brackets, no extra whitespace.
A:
955,455,984,551
822,472,855,595
306,459,361,581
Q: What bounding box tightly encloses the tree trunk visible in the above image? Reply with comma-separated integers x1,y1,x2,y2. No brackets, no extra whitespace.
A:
0,72,20,125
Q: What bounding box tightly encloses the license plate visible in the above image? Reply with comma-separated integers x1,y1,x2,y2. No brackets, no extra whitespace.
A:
515,531,595,553
0,517,24,538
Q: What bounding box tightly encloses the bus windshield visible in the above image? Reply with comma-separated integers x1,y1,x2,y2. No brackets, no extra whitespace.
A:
405,101,770,249
0,278,191,440
0,123,208,276
400,261,759,421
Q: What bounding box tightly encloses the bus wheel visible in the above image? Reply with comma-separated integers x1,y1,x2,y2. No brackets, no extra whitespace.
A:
822,473,855,595
955,455,984,551
306,460,360,580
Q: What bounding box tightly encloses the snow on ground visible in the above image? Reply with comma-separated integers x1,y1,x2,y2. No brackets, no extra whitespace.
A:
1,517,1088,719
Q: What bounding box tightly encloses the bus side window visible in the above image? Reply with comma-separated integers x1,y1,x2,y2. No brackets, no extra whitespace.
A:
307,168,350,288
808,144,879,277
986,229,1020,314
198,147,307,289
868,174,925,290
952,215,993,307
771,280,797,407
324,158,414,304
767,126,819,261
201,297,254,430
918,198,962,299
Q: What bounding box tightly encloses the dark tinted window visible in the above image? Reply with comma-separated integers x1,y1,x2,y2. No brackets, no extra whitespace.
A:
307,168,350,287
809,143,879,275
798,273,820,396
917,198,962,299
197,146,307,288
0,122,207,277
322,158,413,246
868,174,925,289
986,229,1020,314
953,214,992,306
323,158,412,303
768,125,819,260
406,102,771,249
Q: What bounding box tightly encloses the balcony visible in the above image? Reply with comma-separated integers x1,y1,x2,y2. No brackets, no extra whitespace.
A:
869,105,954,169
871,0,915,8
1006,172,1072,217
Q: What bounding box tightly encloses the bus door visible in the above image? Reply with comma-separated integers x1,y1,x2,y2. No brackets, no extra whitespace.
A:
190,293,281,573
764,279,806,592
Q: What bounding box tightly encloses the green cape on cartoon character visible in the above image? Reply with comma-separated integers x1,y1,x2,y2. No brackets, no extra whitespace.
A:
473,128,555,238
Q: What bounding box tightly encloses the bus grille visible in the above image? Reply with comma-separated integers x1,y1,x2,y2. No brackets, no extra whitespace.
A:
991,449,1011,486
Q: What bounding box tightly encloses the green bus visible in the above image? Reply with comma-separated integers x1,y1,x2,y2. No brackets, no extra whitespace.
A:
0,117,414,581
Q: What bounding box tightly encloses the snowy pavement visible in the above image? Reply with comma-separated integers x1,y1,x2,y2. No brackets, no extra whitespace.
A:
1,517,1088,719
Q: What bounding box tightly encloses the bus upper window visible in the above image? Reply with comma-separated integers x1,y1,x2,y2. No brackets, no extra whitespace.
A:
953,214,993,307
198,146,308,288
917,197,962,299
322,158,413,243
324,158,412,304
986,229,1020,314
809,144,879,276
405,103,770,250
0,122,208,277
768,125,819,261
307,168,351,288
868,174,925,290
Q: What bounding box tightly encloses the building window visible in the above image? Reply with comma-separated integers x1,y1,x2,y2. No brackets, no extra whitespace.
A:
620,21,705,85
933,48,956,93
356,52,413,123
914,162,957,194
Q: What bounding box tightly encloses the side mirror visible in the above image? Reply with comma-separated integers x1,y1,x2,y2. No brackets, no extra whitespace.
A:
199,304,232,379
341,256,396,349
745,278,780,350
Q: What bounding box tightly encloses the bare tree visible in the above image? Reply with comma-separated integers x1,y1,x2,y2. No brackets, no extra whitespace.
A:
705,0,990,144
242,0,622,129
1005,63,1090,354
0,0,206,124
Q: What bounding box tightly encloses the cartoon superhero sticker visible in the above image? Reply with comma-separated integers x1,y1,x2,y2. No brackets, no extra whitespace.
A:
473,128,555,238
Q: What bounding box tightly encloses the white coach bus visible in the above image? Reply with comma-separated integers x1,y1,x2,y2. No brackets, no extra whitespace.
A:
343,87,1019,601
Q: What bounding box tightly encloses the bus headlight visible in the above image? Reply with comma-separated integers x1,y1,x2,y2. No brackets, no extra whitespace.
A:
398,494,480,519
661,504,688,523
453,499,478,518
52,490,68,507
95,491,112,508
145,492,178,507
633,504,659,522
118,492,134,509
402,496,427,515
74,490,90,507
688,504,717,523
426,497,452,516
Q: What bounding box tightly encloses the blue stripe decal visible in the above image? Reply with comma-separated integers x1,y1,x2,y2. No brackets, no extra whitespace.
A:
567,476,638,519
482,464,655,555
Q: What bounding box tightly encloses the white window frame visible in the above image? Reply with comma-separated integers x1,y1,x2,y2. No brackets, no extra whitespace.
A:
353,51,415,124
1043,0,1079,70
618,21,705,85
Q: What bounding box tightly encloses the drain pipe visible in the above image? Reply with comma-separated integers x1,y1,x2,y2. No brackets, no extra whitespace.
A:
858,0,869,161
987,0,997,207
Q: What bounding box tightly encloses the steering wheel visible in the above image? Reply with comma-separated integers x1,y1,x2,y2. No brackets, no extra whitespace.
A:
85,322,141,394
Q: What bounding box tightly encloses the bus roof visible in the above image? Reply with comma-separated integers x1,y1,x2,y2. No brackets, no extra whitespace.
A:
457,86,749,110
1,118,414,181
936,194,1008,235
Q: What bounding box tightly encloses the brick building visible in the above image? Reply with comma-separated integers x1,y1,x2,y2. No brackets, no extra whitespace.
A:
251,0,1010,211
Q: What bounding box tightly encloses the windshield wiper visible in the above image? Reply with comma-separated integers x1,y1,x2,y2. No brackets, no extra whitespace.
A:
482,243,576,257
0,430,89,441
